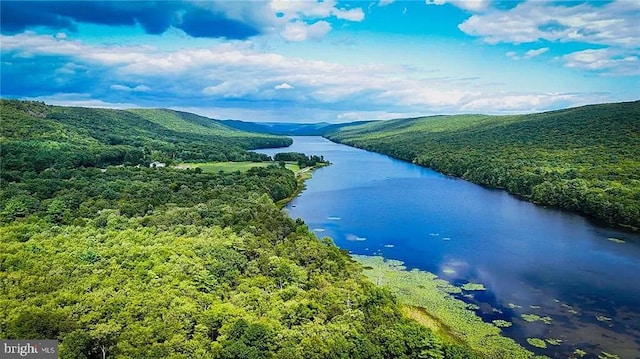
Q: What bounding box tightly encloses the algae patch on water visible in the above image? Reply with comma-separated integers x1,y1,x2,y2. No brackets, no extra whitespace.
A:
461,282,486,291
573,348,587,357
526,338,547,349
492,319,512,328
353,255,534,359
598,351,619,359
521,314,553,324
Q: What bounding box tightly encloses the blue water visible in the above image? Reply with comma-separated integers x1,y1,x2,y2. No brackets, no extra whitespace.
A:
258,136,640,359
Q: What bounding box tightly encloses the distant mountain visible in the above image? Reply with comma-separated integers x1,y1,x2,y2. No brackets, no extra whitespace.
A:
221,119,377,136
326,101,640,230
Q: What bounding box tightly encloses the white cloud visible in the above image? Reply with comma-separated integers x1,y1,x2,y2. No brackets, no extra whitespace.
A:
195,1,364,41
459,0,640,48
333,7,365,21
426,0,491,12
563,48,640,76
378,0,395,7
459,0,639,76
507,47,549,60
281,20,331,41
505,51,519,60
524,47,549,59
275,82,294,90
110,84,151,92
202,80,261,98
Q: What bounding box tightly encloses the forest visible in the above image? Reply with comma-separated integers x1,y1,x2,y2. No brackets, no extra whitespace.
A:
0,100,492,358
326,101,640,230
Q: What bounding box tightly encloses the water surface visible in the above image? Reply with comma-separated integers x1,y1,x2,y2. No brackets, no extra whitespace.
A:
258,136,640,358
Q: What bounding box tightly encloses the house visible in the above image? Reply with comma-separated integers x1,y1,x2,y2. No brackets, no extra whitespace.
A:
149,161,165,168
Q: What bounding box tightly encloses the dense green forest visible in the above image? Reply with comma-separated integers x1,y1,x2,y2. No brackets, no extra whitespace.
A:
0,100,492,358
327,101,640,230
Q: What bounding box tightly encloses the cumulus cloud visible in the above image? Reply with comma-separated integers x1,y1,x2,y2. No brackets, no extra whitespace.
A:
459,0,639,76
563,48,640,76
275,83,294,90
378,0,396,7
281,20,331,42
459,0,640,48
0,32,629,121
426,0,491,12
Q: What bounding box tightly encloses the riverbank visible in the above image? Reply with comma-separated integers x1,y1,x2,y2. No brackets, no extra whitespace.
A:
275,162,329,207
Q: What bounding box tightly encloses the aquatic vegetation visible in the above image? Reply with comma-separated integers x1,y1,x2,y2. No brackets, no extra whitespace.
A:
521,314,552,324
492,320,512,328
573,348,587,357
561,303,579,315
508,302,522,309
596,315,612,322
354,255,534,359
607,237,625,243
545,338,562,345
461,282,486,291
598,352,619,359
527,338,547,349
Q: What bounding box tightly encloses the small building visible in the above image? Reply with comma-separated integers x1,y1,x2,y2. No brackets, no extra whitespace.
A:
149,161,165,168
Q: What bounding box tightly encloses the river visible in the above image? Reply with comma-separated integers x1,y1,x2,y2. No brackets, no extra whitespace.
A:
257,136,640,359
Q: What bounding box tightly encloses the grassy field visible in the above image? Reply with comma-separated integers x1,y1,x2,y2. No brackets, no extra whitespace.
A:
176,161,300,173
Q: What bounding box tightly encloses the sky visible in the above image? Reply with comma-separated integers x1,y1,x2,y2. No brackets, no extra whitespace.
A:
1,0,639,123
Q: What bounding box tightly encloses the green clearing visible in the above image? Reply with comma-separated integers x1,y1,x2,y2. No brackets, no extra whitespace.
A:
176,161,300,173
354,255,537,359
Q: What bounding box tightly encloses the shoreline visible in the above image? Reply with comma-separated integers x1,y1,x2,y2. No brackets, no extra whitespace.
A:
275,162,329,207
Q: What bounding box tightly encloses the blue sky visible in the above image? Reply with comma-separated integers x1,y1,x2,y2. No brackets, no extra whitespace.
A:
1,0,638,122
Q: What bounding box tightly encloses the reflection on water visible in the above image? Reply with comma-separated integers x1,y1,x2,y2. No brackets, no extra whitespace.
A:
258,136,640,358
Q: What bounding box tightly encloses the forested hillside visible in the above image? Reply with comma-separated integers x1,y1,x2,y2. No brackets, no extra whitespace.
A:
327,101,640,230
0,100,291,179
221,119,375,136
0,100,488,358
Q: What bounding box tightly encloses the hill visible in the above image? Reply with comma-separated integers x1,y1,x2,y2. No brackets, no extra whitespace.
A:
326,101,640,229
0,100,291,178
0,100,496,358
221,119,376,136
